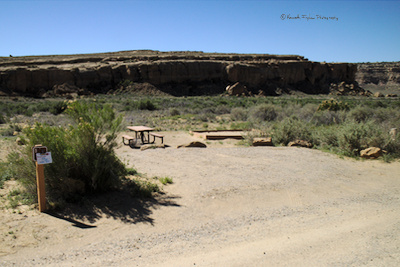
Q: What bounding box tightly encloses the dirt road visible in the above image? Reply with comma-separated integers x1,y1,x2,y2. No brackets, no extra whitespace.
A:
1,140,399,266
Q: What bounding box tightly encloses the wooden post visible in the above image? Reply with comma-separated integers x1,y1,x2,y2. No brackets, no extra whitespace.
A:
35,162,46,212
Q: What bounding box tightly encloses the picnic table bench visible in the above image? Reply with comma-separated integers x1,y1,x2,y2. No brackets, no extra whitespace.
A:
123,126,164,147
149,132,164,144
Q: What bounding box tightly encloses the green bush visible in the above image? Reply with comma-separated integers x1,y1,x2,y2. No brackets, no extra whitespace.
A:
0,114,6,124
0,162,13,189
137,99,157,110
49,101,68,115
248,104,277,122
347,106,373,123
313,126,339,147
272,117,313,145
169,108,180,116
159,176,173,185
337,120,386,157
9,101,127,204
230,107,247,121
311,110,343,126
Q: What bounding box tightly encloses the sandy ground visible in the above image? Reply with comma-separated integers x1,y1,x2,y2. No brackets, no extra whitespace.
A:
1,131,400,266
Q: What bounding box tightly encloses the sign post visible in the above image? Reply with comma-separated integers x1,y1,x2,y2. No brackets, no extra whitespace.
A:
35,161,46,212
32,145,52,212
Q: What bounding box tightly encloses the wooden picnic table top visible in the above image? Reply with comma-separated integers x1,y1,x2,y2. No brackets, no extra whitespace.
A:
127,126,155,132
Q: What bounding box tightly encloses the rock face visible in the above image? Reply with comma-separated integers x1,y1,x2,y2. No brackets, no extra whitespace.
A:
356,62,400,95
0,50,363,97
252,137,273,146
226,82,250,96
177,141,207,148
360,147,384,159
356,62,400,86
288,140,313,148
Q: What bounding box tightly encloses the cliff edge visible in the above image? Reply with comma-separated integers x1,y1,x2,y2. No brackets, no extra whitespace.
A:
356,62,400,95
0,50,367,97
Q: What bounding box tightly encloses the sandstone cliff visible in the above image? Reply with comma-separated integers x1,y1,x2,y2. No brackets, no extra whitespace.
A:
0,50,364,97
355,62,400,94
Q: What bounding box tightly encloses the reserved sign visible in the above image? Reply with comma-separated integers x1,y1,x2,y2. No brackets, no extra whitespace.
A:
36,152,53,165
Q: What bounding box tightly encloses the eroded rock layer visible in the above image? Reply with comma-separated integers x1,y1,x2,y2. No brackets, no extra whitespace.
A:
0,50,361,97
356,62,400,86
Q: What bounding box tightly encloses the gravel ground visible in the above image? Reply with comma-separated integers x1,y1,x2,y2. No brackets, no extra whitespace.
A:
1,138,400,266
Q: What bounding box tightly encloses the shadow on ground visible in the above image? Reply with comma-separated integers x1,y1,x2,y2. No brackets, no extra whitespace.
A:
46,191,181,226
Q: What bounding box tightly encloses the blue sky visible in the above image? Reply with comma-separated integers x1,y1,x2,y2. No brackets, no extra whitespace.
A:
0,0,399,63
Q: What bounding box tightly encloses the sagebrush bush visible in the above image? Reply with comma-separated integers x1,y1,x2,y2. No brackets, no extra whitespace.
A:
272,117,313,145
9,101,127,204
248,104,277,122
230,107,247,121
347,105,373,122
337,120,385,157
169,108,180,116
137,99,157,110
311,110,343,126
312,126,337,147
0,114,6,124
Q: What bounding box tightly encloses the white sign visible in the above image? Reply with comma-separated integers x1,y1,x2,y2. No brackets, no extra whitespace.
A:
36,152,53,165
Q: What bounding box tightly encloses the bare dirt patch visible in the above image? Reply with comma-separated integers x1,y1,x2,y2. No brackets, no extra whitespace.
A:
1,131,399,266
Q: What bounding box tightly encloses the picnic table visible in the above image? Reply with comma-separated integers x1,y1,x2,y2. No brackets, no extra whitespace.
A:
123,126,164,147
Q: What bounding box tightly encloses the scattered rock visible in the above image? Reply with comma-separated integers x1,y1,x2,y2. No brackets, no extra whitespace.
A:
288,140,313,148
360,147,384,159
140,144,165,151
373,92,384,98
329,82,372,96
177,141,207,148
16,137,25,146
390,128,397,140
252,137,273,146
226,82,249,96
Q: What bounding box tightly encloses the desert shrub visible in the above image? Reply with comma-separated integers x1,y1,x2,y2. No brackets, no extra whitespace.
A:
0,162,13,189
372,107,400,125
0,123,22,136
311,110,342,126
230,107,247,121
214,105,230,115
384,136,400,158
169,108,180,116
49,101,68,115
337,120,386,157
296,104,317,122
347,106,373,123
0,114,6,124
272,117,313,145
313,126,339,147
248,104,277,122
196,112,215,122
317,99,349,111
137,99,157,111
8,101,127,204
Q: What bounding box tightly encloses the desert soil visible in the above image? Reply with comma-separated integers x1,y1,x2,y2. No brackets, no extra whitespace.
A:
1,131,399,266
